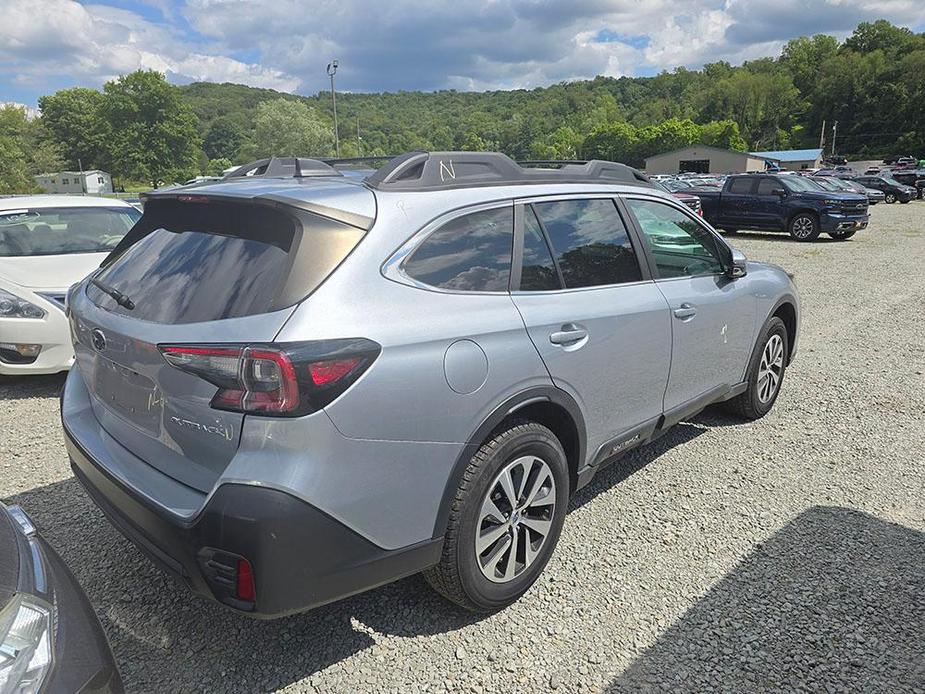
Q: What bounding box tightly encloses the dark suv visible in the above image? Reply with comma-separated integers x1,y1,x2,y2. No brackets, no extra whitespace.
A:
887,170,925,199
853,175,916,204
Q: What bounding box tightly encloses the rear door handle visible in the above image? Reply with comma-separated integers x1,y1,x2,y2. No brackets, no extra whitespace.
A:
673,303,697,320
549,325,588,345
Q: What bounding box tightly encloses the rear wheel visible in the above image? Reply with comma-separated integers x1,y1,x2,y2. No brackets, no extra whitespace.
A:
724,317,788,420
424,421,569,612
788,213,820,241
828,229,856,240
885,192,897,203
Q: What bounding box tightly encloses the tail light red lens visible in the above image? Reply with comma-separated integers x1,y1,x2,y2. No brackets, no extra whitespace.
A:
309,357,362,386
159,339,380,416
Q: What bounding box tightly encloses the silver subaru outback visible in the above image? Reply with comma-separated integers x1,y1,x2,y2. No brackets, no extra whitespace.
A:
60,152,799,617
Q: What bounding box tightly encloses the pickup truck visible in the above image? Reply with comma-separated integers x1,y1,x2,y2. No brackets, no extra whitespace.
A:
696,173,870,241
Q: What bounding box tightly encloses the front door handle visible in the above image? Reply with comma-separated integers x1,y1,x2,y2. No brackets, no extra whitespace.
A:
549,325,588,345
673,303,697,320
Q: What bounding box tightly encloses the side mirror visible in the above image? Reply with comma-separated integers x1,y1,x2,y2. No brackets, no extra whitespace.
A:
727,248,748,279
773,187,787,197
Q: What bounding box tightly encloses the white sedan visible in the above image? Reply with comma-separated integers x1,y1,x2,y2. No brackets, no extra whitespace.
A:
0,196,141,375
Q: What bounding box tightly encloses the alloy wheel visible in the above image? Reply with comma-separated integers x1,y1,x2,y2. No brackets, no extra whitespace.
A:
791,216,815,239
475,456,556,583
757,334,784,404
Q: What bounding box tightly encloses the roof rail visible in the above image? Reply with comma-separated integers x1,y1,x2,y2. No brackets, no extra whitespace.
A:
223,157,343,180
365,152,650,191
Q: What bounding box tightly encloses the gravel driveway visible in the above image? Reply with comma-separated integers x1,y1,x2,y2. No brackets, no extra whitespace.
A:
2,202,923,693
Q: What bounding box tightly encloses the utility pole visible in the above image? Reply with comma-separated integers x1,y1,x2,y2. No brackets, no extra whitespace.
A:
831,121,838,157
819,119,826,151
327,60,339,157
356,114,361,156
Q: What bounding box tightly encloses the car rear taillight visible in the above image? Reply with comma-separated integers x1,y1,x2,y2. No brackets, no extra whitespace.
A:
159,339,380,416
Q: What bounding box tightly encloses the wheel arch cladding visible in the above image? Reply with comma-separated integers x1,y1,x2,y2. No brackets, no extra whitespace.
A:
772,300,797,364
432,387,586,538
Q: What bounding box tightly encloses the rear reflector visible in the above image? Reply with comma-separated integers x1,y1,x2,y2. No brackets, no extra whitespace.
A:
159,339,380,416
236,558,256,602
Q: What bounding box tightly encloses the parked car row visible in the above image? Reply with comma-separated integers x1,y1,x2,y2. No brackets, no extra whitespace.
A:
1,154,802,688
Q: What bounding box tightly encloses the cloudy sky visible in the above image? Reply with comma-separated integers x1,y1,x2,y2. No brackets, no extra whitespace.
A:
1,0,924,107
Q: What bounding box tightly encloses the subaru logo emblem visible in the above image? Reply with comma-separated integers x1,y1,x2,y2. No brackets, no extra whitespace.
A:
91,329,107,352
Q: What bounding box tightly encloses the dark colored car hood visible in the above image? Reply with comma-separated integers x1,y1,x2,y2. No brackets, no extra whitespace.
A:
0,506,19,606
798,190,866,203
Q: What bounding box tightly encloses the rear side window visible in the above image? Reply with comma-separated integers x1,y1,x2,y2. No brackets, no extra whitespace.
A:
88,200,363,323
403,206,513,291
519,208,561,291
727,178,753,194
531,199,641,288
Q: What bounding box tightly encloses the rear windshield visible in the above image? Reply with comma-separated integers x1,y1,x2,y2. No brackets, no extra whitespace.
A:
0,206,140,257
88,199,364,323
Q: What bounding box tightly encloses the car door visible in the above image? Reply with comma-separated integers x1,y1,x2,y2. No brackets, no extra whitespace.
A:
623,196,756,417
716,176,756,228
510,196,672,459
752,177,787,229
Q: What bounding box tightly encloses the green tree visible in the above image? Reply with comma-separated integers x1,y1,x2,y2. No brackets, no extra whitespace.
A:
205,157,233,176
101,70,201,186
250,98,333,158
700,120,748,151
203,117,244,160
781,34,840,95
38,87,109,170
583,122,640,166
0,106,39,193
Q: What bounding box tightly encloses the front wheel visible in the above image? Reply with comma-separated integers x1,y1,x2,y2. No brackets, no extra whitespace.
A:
724,317,788,420
788,213,820,241
828,229,856,240
885,193,896,203
424,421,569,612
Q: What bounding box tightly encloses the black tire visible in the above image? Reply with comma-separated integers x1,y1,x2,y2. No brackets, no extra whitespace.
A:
724,316,789,421
828,229,856,240
424,420,569,612
788,212,820,241
885,192,896,204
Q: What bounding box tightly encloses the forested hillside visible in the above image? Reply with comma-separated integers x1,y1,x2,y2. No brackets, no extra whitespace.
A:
1,20,922,193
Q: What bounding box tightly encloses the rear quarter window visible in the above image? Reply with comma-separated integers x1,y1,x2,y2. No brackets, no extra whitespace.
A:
402,206,513,292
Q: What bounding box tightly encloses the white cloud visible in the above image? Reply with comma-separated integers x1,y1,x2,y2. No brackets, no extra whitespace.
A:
1,0,924,103
0,0,299,94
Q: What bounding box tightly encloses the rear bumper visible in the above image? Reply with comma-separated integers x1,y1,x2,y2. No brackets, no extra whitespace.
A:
63,409,442,619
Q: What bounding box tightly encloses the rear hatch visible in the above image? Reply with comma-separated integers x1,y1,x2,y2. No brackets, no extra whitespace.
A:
68,195,368,492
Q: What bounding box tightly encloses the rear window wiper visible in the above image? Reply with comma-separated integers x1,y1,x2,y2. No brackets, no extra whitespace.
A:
89,277,135,310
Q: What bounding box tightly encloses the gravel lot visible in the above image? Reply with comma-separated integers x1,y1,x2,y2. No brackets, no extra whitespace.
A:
2,202,924,693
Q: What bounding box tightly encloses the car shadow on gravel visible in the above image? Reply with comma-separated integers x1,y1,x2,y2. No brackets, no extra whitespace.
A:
6,477,484,692
0,373,66,400
605,506,925,692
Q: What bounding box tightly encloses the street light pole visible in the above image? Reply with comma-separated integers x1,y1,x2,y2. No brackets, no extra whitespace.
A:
327,60,340,157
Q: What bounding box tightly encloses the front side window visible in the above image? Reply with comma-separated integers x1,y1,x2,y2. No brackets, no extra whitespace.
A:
626,198,726,279
756,178,785,195
531,199,641,288
403,206,513,292
0,206,140,257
